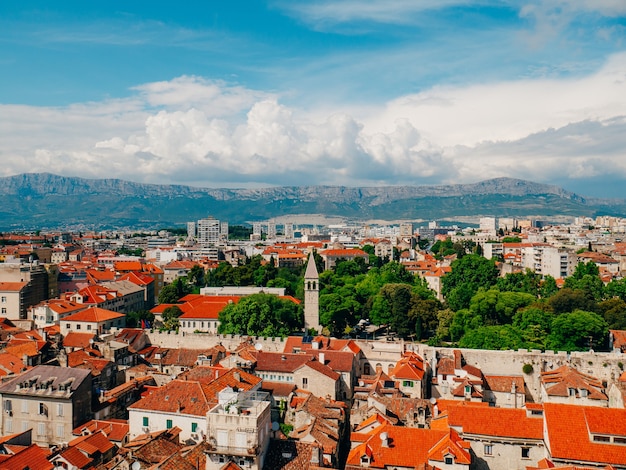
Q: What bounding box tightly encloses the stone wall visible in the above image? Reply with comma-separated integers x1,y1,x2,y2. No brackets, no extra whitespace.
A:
144,330,287,353
138,331,626,403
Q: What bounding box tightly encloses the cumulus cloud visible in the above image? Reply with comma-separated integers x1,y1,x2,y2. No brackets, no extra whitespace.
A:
1,53,626,193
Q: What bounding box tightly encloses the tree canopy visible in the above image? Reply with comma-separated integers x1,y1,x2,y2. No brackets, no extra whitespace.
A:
217,294,302,337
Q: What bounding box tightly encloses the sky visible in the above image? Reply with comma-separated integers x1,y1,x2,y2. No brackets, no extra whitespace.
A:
1,1,626,197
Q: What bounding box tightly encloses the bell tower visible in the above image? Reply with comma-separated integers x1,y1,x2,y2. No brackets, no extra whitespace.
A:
304,252,320,333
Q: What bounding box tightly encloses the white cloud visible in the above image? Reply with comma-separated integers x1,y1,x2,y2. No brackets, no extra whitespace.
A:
1,52,626,192
362,52,626,147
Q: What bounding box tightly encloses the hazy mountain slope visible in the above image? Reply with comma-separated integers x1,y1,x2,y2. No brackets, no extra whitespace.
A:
0,173,624,230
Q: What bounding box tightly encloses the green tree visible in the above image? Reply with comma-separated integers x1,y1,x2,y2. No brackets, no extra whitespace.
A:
370,283,415,337
604,278,626,302
597,298,626,330
434,308,455,342
441,254,499,311
513,307,554,348
125,310,155,328
546,310,608,351
187,264,206,287
409,298,442,339
158,278,191,304
162,305,183,331
218,294,302,337
547,288,596,315
564,262,604,301
459,325,526,350
496,269,542,296
540,276,559,298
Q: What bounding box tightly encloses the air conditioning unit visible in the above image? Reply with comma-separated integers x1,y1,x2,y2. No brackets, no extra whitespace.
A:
142,427,150,433
191,433,199,440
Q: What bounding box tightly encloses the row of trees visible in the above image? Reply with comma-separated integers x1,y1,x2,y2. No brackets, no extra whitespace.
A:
153,245,626,352
439,254,626,351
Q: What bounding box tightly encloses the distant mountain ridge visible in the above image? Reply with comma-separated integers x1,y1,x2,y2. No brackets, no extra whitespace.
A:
0,173,624,230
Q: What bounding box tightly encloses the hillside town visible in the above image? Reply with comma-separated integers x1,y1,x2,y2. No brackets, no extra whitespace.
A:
0,215,626,469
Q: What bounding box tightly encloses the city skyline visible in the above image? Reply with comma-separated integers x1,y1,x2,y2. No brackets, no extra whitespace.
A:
1,1,625,197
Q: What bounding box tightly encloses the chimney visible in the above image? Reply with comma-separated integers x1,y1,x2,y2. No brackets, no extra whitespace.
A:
233,371,241,382
380,431,389,448
319,352,325,365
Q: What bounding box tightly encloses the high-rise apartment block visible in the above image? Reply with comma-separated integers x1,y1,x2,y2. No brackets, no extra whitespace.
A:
196,217,228,245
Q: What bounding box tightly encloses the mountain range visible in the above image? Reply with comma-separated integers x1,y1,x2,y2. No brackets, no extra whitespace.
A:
0,173,625,230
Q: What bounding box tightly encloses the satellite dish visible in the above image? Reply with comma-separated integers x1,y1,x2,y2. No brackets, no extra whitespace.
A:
429,397,437,405
379,432,388,441
359,380,365,387
271,421,280,432
254,343,263,351
131,462,141,470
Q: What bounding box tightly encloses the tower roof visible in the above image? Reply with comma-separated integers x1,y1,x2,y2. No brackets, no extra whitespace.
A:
304,253,319,279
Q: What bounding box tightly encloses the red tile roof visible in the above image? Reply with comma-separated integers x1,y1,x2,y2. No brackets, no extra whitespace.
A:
128,379,213,417
346,424,470,468
484,375,525,393
62,332,97,349
55,446,92,469
73,419,129,442
390,351,426,380
544,403,626,466
256,351,313,373
0,444,53,470
0,282,27,292
68,430,116,456
541,365,607,401
297,358,340,381
441,402,544,440
62,306,125,323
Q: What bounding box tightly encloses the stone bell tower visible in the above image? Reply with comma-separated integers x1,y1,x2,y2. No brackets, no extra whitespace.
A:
304,253,320,333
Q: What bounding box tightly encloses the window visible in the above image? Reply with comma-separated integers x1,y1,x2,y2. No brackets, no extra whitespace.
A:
56,424,64,438
1,296,5,302
580,389,588,397
76,324,81,330
403,380,414,387
484,444,493,456
21,401,28,413
38,403,48,416
1,308,5,314
192,422,198,433
593,435,610,442
302,377,308,389
166,419,173,429
57,403,63,417
568,388,576,396
3,399,12,413
521,447,530,459
87,324,91,330
444,456,453,464
143,416,149,427
37,422,46,436
4,419,11,433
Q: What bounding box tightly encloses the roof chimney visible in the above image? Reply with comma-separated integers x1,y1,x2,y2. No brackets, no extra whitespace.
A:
380,431,389,448
319,352,325,365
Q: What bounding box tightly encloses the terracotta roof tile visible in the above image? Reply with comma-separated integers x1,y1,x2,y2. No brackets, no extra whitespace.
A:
62,306,125,323
442,402,543,440
544,403,626,466
541,365,607,401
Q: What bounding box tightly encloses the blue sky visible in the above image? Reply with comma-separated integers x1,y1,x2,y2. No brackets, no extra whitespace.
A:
1,1,626,197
